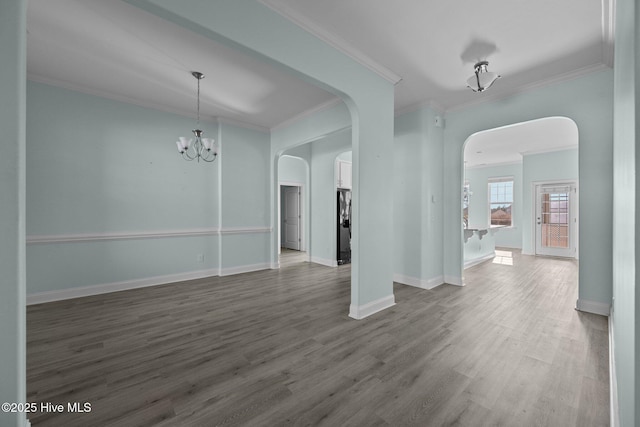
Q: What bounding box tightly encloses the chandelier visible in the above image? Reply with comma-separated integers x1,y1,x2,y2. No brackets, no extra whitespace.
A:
466,61,501,93
176,71,218,162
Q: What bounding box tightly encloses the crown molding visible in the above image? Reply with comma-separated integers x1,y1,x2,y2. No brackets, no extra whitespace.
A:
447,62,610,114
465,160,523,170
519,144,578,157
216,117,270,133
26,73,219,123
271,98,343,131
28,73,275,133
258,0,402,85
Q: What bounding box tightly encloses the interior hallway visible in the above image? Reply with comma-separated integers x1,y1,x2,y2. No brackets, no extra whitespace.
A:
26,251,608,426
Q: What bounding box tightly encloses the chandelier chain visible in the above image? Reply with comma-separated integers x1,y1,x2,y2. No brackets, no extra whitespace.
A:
196,76,200,127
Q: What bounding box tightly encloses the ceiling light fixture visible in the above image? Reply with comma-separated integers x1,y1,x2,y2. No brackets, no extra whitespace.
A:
466,61,501,93
176,71,218,162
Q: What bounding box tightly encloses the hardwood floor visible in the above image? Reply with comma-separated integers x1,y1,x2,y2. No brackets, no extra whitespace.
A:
279,248,308,268
26,250,609,426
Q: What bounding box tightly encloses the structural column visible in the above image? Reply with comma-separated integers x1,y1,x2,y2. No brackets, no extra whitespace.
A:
0,0,28,426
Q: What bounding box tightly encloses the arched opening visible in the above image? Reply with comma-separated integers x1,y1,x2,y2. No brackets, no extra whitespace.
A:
461,116,579,284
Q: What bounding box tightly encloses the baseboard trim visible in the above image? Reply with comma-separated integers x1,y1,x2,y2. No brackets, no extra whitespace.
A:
310,256,338,267
575,298,611,317
27,268,220,305
444,275,464,286
349,294,395,320
219,263,270,277
609,315,619,427
393,274,444,290
464,252,495,269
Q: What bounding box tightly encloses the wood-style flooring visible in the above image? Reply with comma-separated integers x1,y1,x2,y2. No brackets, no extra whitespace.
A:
26,249,609,426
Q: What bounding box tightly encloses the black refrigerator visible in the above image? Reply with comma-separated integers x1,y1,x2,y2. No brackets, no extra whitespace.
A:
337,189,352,265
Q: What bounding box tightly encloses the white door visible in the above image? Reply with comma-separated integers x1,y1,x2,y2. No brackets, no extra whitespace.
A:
535,183,576,257
283,186,301,250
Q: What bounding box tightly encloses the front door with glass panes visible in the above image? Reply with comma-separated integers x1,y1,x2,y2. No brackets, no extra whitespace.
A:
535,183,576,258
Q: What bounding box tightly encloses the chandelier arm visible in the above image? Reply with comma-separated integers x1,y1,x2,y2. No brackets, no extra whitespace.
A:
182,149,196,161
201,153,217,163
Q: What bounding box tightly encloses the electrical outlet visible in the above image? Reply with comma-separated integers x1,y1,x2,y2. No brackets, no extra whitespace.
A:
196,254,204,263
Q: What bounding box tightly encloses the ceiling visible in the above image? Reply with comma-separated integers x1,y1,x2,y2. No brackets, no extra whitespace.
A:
27,0,612,129
26,0,336,129
464,117,579,169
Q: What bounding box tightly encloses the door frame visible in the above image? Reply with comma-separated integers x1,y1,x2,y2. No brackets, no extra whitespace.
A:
279,181,305,252
531,179,579,259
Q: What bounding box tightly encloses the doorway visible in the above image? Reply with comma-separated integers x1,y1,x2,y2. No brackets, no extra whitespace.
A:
280,185,302,251
535,182,577,258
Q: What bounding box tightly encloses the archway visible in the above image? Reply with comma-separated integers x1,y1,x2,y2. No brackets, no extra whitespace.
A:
461,116,579,280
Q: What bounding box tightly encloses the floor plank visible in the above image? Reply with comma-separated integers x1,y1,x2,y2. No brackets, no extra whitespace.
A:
27,249,609,426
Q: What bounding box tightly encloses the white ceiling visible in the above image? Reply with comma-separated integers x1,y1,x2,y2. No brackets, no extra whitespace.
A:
464,117,579,169
27,0,612,128
262,0,612,112
26,0,336,129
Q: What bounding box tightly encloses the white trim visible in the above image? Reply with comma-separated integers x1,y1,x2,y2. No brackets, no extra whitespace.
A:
520,145,578,157
220,226,271,235
28,74,276,133
219,263,271,277
575,299,611,317
608,315,619,427
27,73,210,123
310,256,338,267
27,227,271,244
26,268,219,305
271,98,343,131
258,0,402,85
444,275,464,286
465,159,523,170
217,116,269,133
393,274,444,290
464,252,496,269
279,179,304,187
349,294,395,320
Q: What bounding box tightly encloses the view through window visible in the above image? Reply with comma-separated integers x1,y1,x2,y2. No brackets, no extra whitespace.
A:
489,178,513,227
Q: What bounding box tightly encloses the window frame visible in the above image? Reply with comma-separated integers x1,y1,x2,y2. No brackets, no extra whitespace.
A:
488,177,514,228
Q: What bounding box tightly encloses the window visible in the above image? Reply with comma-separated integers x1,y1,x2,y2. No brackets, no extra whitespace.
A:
488,178,513,227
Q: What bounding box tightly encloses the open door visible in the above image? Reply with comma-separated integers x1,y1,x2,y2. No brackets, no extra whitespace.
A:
283,186,301,250
535,183,576,258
